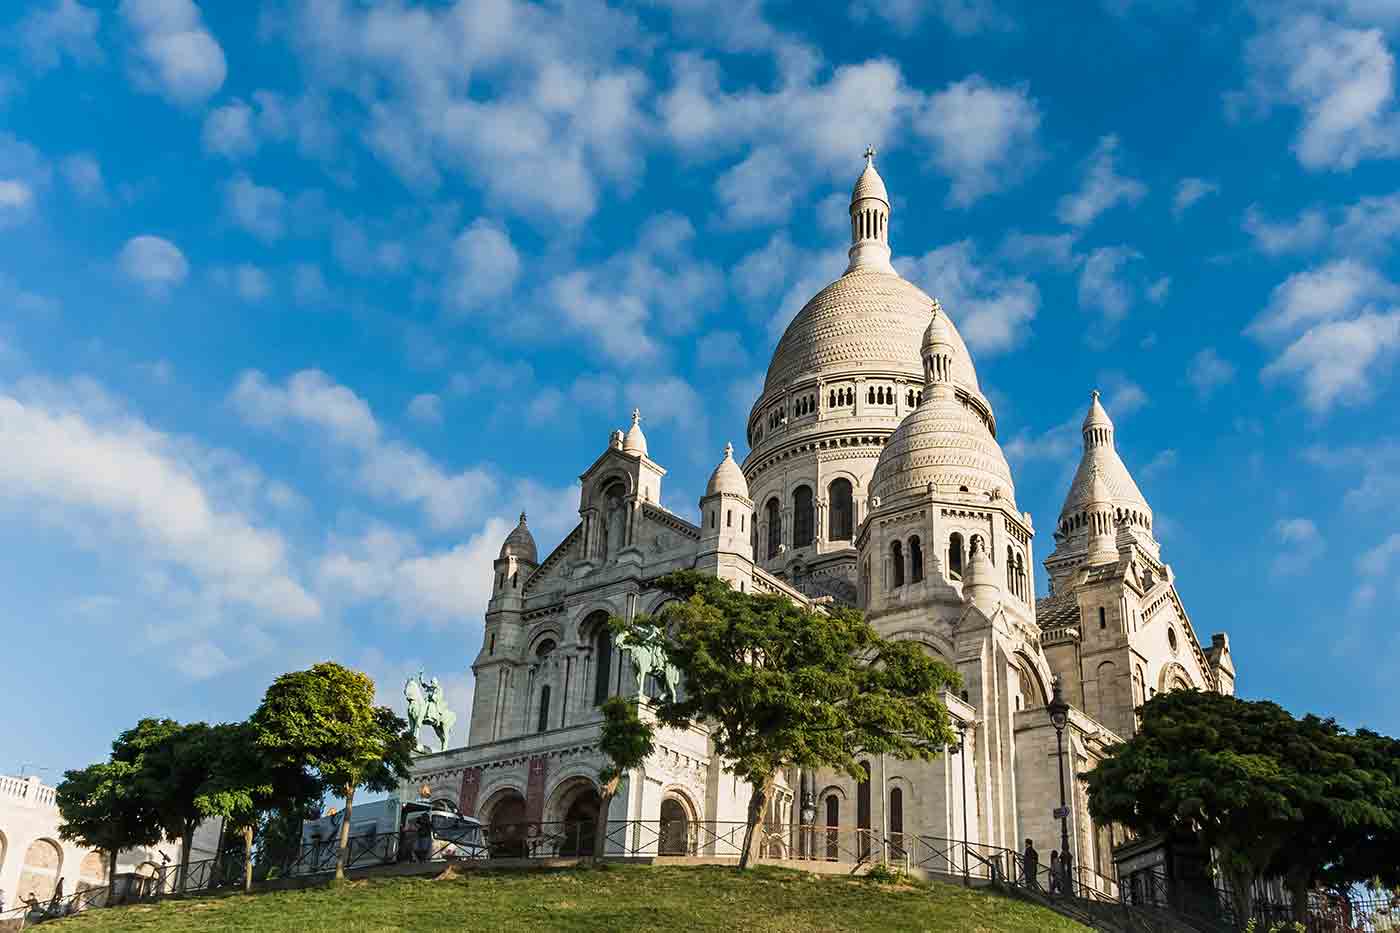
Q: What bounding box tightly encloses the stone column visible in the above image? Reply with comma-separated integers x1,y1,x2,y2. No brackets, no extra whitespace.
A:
525,756,548,825
459,768,482,817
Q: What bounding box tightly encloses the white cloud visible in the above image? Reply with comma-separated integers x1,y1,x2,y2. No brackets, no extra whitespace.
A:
1247,259,1395,338
292,263,329,305
231,369,498,529
1099,372,1149,416
696,330,748,368
898,241,1039,354
118,235,188,297
1272,517,1325,576
0,273,60,317
914,76,1041,206
1147,276,1171,304
849,0,1013,34
1172,177,1218,218
1057,135,1147,228
998,231,1080,269
406,393,443,425
1263,309,1400,411
1243,203,1330,255
202,100,257,159
1336,191,1400,251
714,146,799,228
1187,347,1236,400
1078,246,1141,320
1241,12,1400,171
235,264,271,302
19,0,102,72
0,180,36,227
526,388,564,426
119,0,227,105
224,174,286,242
202,91,335,162
444,220,521,313
60,153,105,203
1358,532,1400,576
1304,440,1400,511
1004,417,1079,464
0,379,320,630
1141,448,1178,481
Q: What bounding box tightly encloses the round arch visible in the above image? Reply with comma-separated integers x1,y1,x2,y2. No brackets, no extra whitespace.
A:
1013,651,1051,710
545,775,602,856
658,787,699,856
77,850,108,892
884,628,956,663
525,621,563,654
586,471,635,509
572,604,618,643
479,785,528,859
17,837,63,902
1157,661,1195,694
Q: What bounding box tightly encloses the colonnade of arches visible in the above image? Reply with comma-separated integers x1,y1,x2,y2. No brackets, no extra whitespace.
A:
477,778,699,858
760,478,855,560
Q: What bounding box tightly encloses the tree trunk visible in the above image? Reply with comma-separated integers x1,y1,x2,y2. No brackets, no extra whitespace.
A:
1288,869,1311,925
1223,864,1255,931
179,819,195,894
242,825,255,894
593,775,621,865
106,849,118,904
335,785,356,881
738,773,775,870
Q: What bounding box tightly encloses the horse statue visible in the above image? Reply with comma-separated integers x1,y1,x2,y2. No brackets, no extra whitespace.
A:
405,671,457,752
617,630,681,702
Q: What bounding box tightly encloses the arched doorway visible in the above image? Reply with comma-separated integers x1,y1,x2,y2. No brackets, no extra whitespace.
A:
77,850,108,892
557,784,601,857
485,791,527,858
659,797,691,855
18,838,63,901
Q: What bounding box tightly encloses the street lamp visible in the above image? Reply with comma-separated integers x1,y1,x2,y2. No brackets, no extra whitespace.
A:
1047,674,1072,895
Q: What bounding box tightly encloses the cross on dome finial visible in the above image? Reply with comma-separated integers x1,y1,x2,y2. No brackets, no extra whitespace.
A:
632,408,640,423
864,144,876,163
1091,389,1100,401
519,511,527,524
724,441,734,458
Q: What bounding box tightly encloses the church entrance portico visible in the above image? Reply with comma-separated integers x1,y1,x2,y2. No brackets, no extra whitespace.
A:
547,777,601,857
481,788,527,858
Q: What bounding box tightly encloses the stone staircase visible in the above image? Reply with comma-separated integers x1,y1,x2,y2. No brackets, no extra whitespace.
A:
1005,885,1232,932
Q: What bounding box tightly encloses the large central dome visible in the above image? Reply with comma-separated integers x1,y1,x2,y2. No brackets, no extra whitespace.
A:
762,270,981,396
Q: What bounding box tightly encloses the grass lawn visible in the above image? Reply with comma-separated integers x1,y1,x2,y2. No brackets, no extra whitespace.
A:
58,864,1087,932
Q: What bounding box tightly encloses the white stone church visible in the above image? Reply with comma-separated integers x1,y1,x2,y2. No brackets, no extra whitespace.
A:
409,154,1237,879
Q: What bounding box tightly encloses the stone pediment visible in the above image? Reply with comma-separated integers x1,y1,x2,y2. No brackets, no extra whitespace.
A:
523,523,582,596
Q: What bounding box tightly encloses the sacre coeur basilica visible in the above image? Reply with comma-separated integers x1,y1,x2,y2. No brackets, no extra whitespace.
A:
404,152,1238,880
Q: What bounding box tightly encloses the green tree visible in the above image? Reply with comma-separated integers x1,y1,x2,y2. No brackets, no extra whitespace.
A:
112,719,219,893
251,662,415,880
55,760,163,902
195,722,322,893
1085,690,1400,924
594,696,656,862
616,571,960,869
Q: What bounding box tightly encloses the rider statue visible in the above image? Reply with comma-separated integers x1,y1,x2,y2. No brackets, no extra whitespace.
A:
405,671,457,753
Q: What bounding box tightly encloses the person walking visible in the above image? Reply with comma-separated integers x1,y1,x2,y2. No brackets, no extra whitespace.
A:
1023,839,1040,891
1049,851,1060,894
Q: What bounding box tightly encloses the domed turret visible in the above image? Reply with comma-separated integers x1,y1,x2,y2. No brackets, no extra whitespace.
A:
621,408,648,457
847,146,894,275
962,536,999,613
498,511,538,564
706,442,748,498
921,301,957,395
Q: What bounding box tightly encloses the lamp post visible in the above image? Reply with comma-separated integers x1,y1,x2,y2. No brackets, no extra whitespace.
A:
1047,675,1072,895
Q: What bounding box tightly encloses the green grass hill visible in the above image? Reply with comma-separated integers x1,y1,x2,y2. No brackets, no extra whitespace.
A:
58,864,1089,932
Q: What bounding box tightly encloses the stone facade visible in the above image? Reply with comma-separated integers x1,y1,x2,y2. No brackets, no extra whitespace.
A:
409,153,1237,878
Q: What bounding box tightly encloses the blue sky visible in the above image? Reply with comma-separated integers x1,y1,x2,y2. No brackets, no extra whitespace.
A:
3,0,1400,779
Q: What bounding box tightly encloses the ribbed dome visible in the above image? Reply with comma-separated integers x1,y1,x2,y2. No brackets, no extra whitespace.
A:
869,395,1016,506
622,409,647,457
705,443,749,498
499,512,538,563
851,159,889,205
761,271,981,395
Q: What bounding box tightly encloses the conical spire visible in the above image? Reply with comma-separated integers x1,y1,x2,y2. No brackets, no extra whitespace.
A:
1082,389,1114,450
846,146,894,275
921,300,957,395
498,511,538,563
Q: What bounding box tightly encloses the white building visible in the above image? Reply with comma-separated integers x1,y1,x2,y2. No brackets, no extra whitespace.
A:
0,774,220,908
408,153,1237,875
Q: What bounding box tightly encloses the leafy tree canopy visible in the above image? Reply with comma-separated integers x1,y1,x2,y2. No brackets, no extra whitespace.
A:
55,759,164,898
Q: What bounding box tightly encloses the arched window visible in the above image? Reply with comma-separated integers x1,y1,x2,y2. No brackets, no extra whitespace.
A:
1007,545,1015,589
828,478,854,541
1015,553,1025,599
765,498,781,559
537,685,551,733
889,787,904,855
909,536,923,583
857,761,872,859
792,486,815,548
1099,607,1106,630
829,390,836,408
825,795,839,860
867,387,875,404
592,622,613,707
948,532,964,579
890,539,904,588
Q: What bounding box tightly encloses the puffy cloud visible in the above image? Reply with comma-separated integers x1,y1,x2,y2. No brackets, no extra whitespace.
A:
913,76,1041,206
998,231,1080,270
444,220,521,313
1057,135,1147,228
0,180,36,228
118,235,188,297
223,174,286,242
235,264,271,302
201,91,336,162
1271,517,1325,576
1140,448,1179,481
18,0,102,72
1247,258,1395,338
1263,309,1400,412
1147,277,1171,304
60,153,105,203
1078,246,1142,320
292,263,329,305
1304,440,1400,511
406,393,443,425
1172,177,1218,218
0,379,319,630
119,0,227,105
1357,532,1400,577
1187,347,1236,400
1243,203,1331,255
231,369,379,449
1099,373,1149,416
898,241,1040,354
202,100,257,159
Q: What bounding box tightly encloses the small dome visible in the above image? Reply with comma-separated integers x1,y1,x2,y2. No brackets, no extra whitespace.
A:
921,302,956,354
1082,389,1113,432
869,393,1015,506
706,442,749,498
851,150,889,205
622,408,648,457
499,512,538,563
